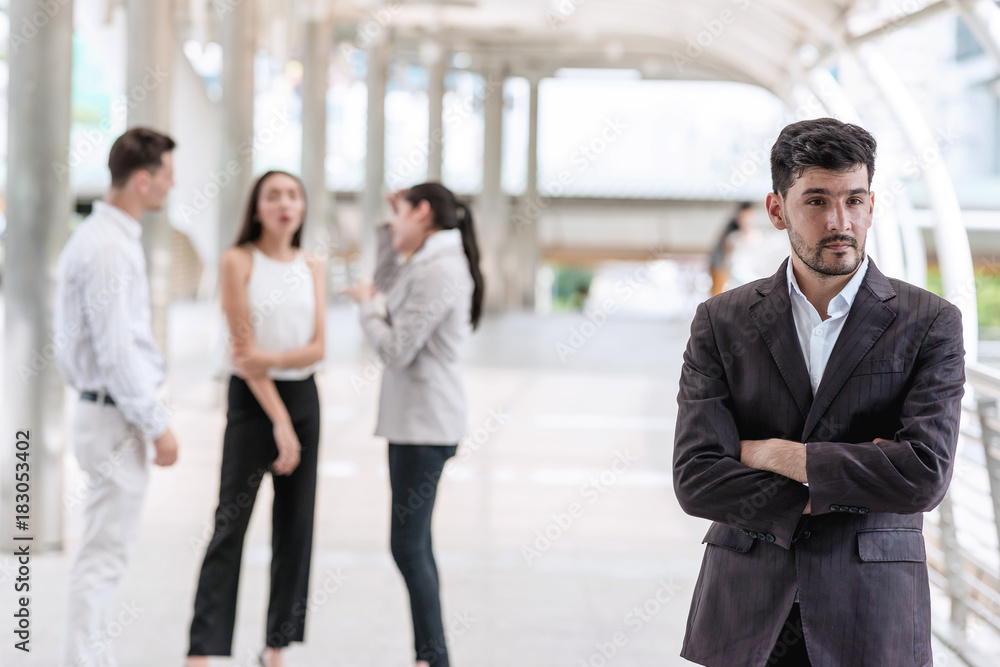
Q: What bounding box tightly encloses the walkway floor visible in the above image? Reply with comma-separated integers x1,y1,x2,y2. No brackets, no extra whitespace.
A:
1,300,963,666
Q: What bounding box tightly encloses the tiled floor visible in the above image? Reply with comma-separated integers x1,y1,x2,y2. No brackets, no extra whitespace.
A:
0,301,970,666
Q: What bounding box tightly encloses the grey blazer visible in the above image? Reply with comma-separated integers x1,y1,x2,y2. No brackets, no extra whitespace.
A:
359,224,474,445
673,259,965,667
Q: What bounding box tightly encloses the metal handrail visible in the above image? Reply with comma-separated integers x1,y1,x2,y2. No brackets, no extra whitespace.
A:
927,362,1000,665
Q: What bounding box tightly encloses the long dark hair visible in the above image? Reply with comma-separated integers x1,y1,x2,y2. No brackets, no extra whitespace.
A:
233,170,308,247
404,182,485,330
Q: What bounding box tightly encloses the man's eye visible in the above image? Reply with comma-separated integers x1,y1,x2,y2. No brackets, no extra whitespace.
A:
848,198,863,205
808,199,824,205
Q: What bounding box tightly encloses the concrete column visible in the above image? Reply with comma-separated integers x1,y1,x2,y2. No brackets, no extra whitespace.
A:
520,75,541,309
126,0,174,356
526,77,540,202
480,65,507,310
219,0,256,257
2,0,75,552
427,53,446,182
301,17,332,255
361,37,389,275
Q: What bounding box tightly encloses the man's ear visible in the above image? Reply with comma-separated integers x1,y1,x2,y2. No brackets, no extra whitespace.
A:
765,192,787,231
130,169,151,196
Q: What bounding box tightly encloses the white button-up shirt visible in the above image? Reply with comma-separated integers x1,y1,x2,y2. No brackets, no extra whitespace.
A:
53,201,168,440
787,255,869,395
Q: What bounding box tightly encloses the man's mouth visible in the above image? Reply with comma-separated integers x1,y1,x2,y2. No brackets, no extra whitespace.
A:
823,240,855,252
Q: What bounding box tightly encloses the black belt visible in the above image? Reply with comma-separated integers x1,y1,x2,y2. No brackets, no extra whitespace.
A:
80,391,116,406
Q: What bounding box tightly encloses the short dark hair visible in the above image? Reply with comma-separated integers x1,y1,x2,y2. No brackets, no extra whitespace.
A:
770,118,876,198
108,127,176,187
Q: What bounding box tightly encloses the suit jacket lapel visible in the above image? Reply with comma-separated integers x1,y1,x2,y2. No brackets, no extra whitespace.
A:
801,261,897,440
749,259,813,420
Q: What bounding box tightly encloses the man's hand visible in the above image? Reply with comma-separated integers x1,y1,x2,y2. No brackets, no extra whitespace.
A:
153,427,179,467
740,438,808,484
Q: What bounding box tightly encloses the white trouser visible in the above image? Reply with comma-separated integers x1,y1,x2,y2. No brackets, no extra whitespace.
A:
62,400,151,667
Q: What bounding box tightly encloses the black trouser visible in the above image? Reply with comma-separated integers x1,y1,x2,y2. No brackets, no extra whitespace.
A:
388,443,458,667
767,603,811,666
188,375,321,656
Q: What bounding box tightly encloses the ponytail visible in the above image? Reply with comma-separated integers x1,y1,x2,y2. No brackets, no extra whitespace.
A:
455,201,485,330
404,182,486,331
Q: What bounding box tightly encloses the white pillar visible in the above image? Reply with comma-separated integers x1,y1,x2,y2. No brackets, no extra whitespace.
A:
126,0,174,356
854,44,979,362
2,0,74,551
480,65,507,310
427,53,446,182
520,75,541,308
301,17,332,255
526,76,540,201
219,0,256,257
361,38,388,275
801,70,908,281
955,0,1000,67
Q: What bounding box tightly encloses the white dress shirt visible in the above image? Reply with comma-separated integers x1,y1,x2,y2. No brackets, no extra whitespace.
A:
787,254,870,395
54,201,168,440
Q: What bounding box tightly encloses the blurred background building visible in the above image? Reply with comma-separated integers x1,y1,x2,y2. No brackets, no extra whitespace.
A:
2,1,1000,665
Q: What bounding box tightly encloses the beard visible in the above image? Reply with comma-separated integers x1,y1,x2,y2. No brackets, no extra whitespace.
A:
787,223,865,277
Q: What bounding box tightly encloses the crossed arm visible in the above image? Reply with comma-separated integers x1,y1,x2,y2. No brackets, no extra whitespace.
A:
673,301,965,548
220,247,326,475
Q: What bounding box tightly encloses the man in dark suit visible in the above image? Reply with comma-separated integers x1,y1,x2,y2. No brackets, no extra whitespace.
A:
673,117,965,666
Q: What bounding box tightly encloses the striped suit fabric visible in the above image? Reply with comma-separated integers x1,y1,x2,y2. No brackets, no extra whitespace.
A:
673,258,965,667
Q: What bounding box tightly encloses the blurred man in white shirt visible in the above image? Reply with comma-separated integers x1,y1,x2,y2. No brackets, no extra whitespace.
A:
54,127,180,667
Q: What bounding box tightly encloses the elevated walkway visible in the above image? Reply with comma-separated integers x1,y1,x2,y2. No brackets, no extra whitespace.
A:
0,300,970,665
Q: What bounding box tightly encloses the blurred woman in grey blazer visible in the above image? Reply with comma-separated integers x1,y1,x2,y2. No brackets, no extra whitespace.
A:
343,182,483,667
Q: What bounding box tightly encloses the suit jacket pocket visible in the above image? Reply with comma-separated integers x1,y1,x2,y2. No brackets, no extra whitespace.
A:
703,522,754,553
852,357,905,376
857,528,926,562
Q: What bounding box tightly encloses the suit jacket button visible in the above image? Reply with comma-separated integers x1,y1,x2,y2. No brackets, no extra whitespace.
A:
858,508,869,514
766,534,775,542
741,529,749,535
830,505,840,512
848,507,859,513
801,530,811,539
749,531,758,539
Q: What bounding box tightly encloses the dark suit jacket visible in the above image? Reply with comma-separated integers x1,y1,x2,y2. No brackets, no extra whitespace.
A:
673,259,964,667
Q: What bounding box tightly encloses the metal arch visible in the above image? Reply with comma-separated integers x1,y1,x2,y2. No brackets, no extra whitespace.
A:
952,0,1000,67
852,43,979,362
754,0,849,48
803,67,924,285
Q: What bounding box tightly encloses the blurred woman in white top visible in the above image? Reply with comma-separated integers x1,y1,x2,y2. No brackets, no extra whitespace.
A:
186,171,326,667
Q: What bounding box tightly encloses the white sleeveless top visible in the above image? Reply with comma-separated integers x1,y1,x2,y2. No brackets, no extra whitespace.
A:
223,246,322,380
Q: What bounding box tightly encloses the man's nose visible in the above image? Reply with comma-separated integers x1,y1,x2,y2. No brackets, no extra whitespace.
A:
828,202,852,232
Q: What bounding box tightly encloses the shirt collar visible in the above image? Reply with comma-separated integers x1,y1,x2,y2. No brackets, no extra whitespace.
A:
412,228,462,261
92,201,143,240
787,254,870,317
